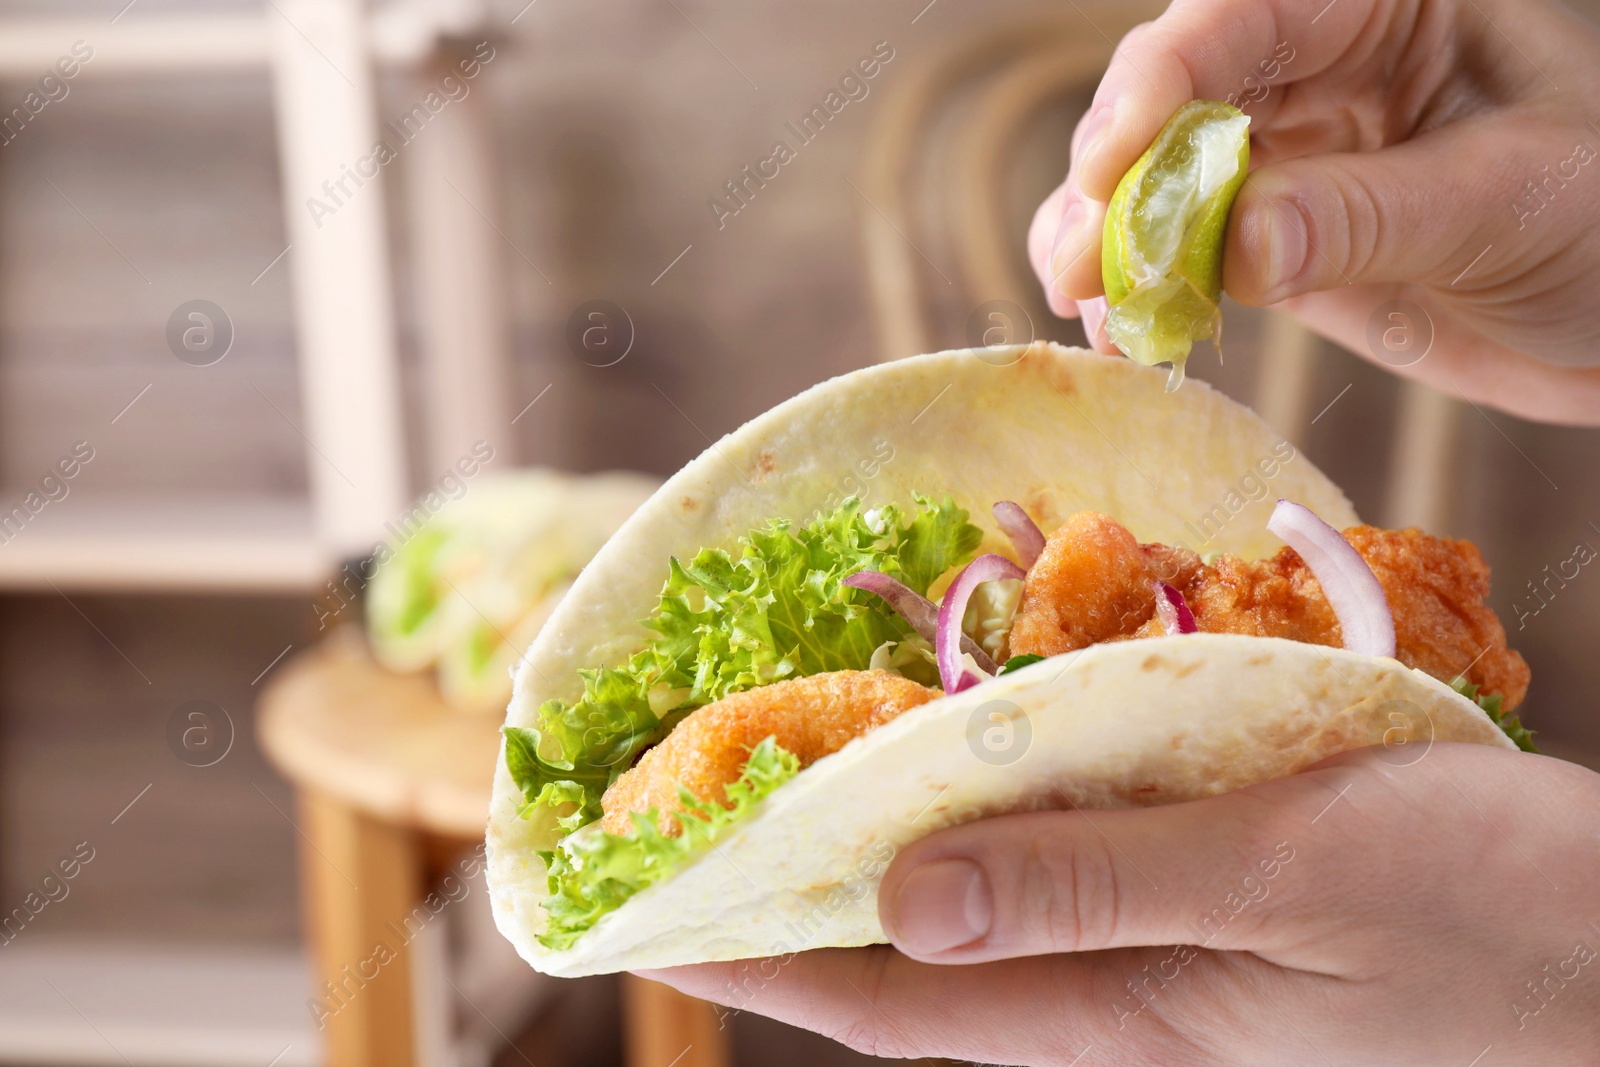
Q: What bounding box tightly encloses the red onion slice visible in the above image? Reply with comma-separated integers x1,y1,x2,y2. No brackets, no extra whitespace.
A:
845,571,999,675
1267,499,1396,658
936,554,1026,693
1152,581,1197,635
992,501,1046,569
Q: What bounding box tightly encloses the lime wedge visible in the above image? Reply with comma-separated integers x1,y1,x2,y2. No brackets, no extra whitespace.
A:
1102,100,1250,389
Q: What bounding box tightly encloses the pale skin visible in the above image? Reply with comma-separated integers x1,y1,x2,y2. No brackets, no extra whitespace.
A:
639,0,1600,1061
642,746,1600,1064
1033,0,1600,426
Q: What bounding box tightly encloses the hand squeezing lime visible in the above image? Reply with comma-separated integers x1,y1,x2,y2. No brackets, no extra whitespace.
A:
1102,100,1250,389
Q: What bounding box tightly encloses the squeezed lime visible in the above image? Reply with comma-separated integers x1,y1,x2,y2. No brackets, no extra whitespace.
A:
1102,100,1250,389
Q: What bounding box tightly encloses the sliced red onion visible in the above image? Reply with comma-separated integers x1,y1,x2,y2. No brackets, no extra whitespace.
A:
992,501,1046,569
936,554,1026,693
1152,581,1197,635
1267,499,1396,658
844,571,999,675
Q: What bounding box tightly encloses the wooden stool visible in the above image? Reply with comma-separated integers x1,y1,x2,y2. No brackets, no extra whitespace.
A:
257,630,729,1067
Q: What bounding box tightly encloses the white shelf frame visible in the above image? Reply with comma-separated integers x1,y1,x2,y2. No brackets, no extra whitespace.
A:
0,495,323,593
0,0,513,593
0,2,527,1062
0,14,270,75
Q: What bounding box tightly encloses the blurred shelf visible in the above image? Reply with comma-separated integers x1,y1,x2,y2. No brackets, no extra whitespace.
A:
0,15,270,75
0,4,495,77
0,494,332,594
0,939,319,1066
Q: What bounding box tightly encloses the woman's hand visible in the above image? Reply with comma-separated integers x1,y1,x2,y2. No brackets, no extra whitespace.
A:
640,743,1600,1065
1028,0,1600,425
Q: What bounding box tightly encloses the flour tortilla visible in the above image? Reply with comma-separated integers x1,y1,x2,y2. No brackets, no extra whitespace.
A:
486,342,1516,977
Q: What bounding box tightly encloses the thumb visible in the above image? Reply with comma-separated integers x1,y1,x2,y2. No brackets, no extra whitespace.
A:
878,766,1350,964
1223,119,1582,305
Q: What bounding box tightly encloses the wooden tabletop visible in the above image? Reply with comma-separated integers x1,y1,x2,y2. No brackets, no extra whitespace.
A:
256,628,503,838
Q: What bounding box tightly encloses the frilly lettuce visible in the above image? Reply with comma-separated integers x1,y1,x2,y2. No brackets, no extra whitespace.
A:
1451,676,1536,753
366,525,452,669
536,737,800,950
503,495,981,832
999,653,1046,675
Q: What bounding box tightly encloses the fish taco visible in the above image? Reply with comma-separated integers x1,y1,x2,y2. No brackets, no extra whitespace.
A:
486,342,1530,977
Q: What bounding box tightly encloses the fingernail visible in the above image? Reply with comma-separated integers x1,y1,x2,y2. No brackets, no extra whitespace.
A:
1080,295,1111,351
1050,195,1086,270
890,858,992,955
1263,198,1309,295
1047,287,1079,318
1077,100,1115,163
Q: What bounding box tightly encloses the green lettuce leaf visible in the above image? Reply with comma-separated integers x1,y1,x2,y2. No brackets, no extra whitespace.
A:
365,526,452,663
536,737,801,950
999,653,1046,675
503,495,981,832
1451,676,1537,753
895,495,988,595
503,666,669,831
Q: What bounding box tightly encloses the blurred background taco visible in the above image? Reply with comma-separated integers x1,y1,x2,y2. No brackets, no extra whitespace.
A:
368,469,657,712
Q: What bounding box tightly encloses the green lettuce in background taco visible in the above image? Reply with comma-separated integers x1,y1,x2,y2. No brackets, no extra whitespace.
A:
366,469,657,712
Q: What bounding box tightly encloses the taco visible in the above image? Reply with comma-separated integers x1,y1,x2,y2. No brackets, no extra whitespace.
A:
486,343,1531,977
366,469,656,712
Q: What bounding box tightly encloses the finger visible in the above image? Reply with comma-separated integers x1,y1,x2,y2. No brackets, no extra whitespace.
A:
878,812,1295,964
1225,113,1598,304
886,744,1592,971
636,945,1183,1064
1274,285,1600,425
1047,277,1083,318
1072,0,1380,203
1042,34,1123,307
1028,178,1075,313
1035,100,1114,312
1079,295,1117,353
1027,178,1069,282
877,762,1370,964
1046,191,1106,304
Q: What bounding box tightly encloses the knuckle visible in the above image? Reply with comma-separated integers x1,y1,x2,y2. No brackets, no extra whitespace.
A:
1325,164,1385,280
821,950,912,1059
827,1017,898,1058
1206,788,1317,940
1228,785,1303,868
1114,21,1156,53
1023,828,1123,952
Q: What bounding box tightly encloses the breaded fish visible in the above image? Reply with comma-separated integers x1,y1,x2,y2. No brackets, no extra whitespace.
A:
600,670,939,835
1178,526,1529,708
1012,513,1529,708
1007,512,1201,657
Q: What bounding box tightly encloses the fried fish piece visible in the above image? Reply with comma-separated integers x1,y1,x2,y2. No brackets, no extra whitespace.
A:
600,670,939,836
1008,511,1201,658
1013,512,1528,709
1177,526,1530,709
